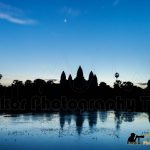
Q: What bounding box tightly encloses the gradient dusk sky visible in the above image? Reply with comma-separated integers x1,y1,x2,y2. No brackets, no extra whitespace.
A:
0,0,150,86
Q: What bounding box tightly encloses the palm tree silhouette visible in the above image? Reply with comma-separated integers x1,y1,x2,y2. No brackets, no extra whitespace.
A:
0,74,2,85
147,80,150,89
0,74,2,80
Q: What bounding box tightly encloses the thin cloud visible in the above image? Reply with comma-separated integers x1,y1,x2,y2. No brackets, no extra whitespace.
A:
0,2,36,25
137,83,147,86
0,2,23,15
113,0,120,6
0,13,35,24
62,6,80,16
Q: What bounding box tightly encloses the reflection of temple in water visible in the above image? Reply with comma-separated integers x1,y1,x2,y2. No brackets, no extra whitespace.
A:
88,111,97,128
114,112,122,130
148,113,150,123
59,113,65,129
99,111,108,122
114,112,136,131
75,113,84,135
57,111,149,134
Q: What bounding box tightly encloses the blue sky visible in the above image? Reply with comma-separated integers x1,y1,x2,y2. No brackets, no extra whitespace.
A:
0,0,150,86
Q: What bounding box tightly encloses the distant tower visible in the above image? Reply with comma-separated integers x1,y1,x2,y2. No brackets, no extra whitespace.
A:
115,72,119,81
76,66,84,80
74,66,86,89
114,72,121,87
60,71,67,85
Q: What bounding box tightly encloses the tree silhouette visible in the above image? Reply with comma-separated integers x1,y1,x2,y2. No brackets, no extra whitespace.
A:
114,80,122,89
0,74,2,80
121,81,133,89
119,81,136,94
147,80,150,89
25,80,32,87
47,80,55,85
99,82,107,87
12,80,23,87
33,79,46,95
0,74,2,85
0,66,150,113
33,79,46,86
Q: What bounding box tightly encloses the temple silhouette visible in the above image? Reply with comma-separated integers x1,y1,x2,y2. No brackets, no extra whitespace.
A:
0,66,150,113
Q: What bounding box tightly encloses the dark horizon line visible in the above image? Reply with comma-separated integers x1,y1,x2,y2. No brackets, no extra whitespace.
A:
0,65,149,88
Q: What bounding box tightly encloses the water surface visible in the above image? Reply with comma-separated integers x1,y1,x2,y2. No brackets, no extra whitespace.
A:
0,111,150,150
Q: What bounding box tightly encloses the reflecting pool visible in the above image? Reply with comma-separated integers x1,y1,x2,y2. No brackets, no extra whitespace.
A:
0,111,150,150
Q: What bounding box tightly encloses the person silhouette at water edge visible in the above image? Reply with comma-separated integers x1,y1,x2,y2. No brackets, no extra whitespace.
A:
127,133,137,144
